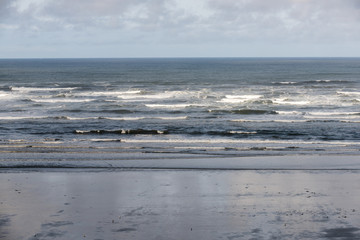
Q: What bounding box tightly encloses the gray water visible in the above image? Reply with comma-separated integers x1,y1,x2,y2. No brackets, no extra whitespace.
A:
1,58,360,158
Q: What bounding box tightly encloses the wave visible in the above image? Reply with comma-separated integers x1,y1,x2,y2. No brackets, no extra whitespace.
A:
74,129,169,135
86,109,136,114
72,128,308,139
275,82,297,85
0,116,100,121
30,98,94,103
0,91,20,100
0,115,188,121
273,80,353,86
273,98,310,105
230,119,307,123
77,90,142,97
120,138,360,146
230,118,360,124
218,95,262,103
145,104,194,109
11,87,77,92
209,109,278,115
277,111,305,115
337,91,360,96
117,90,206,101
0,116,48,120
104,116,188,120
307,111,360,116
0,92,11,98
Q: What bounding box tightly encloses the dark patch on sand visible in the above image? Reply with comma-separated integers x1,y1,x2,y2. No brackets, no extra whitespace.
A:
251,228,262,234
112,228,137,233
227,234,243,240
0,215,11,238
124,207,144,217
29,230,67,240
322,227,360,239
41,221,74,228
0,215,11,227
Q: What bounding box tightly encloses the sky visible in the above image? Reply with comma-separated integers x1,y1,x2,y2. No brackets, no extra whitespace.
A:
1,0,360,58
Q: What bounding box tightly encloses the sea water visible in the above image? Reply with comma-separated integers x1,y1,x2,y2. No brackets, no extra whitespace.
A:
1,58,360,158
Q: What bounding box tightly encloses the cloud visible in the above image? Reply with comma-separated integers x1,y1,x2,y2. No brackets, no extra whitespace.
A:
204,0,360,43
1,0,360,57
0,0,16,20
6,0,360,42
10,0,182,31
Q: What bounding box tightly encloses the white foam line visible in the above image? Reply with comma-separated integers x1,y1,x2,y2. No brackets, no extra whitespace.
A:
230,119,307,123
273,99,310,105
145,104,193,109
307,111,360,116
121,138,360,145
11,87,76,92
31,99,94,103
304,115,360,120
0,116,48,120
218,95,263,103
77,90,142,97
337,91,360,96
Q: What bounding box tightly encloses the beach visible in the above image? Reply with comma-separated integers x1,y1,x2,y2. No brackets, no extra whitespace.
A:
1,58,360,239
1,155,360,240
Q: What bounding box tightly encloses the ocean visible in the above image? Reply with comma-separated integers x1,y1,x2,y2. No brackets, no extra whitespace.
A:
1,58,360,162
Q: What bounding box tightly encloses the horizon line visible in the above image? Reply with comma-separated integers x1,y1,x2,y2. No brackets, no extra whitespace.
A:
1,56,360,60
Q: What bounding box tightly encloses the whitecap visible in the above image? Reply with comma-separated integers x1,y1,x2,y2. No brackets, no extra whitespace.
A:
0,92,9,98
100,117,146,121
307,111,360,116
228,131,257,134
337,91,360,96
30,98,94,103
278,82,297,85
315,80,332,83
218,95,262,103
11,87,76,92
145,104,193,109
0,116,47,120
273,98,310,105
230,119,307,123
277,111,305,115
78,90,142,97
153,116,188,120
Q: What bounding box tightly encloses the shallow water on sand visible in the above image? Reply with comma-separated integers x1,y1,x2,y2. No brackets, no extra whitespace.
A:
1,169,359,240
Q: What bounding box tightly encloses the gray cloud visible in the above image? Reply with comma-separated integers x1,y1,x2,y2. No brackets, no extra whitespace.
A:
7,0,360,41
204,0,360,42
1,0,360,57
16,0,179,31
0,0,16,20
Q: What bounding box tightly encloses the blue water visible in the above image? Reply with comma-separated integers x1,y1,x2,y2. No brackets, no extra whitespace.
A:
1,58,360,158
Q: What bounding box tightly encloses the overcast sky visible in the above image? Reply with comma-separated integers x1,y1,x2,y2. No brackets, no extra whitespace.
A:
1,0,360,58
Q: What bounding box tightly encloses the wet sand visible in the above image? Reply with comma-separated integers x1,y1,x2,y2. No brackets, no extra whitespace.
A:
1,168,360,240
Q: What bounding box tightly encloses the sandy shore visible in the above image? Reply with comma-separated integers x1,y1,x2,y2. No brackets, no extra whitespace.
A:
1,167,360,240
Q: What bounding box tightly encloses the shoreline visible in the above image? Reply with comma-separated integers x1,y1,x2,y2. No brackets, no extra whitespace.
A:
1,154,360,170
